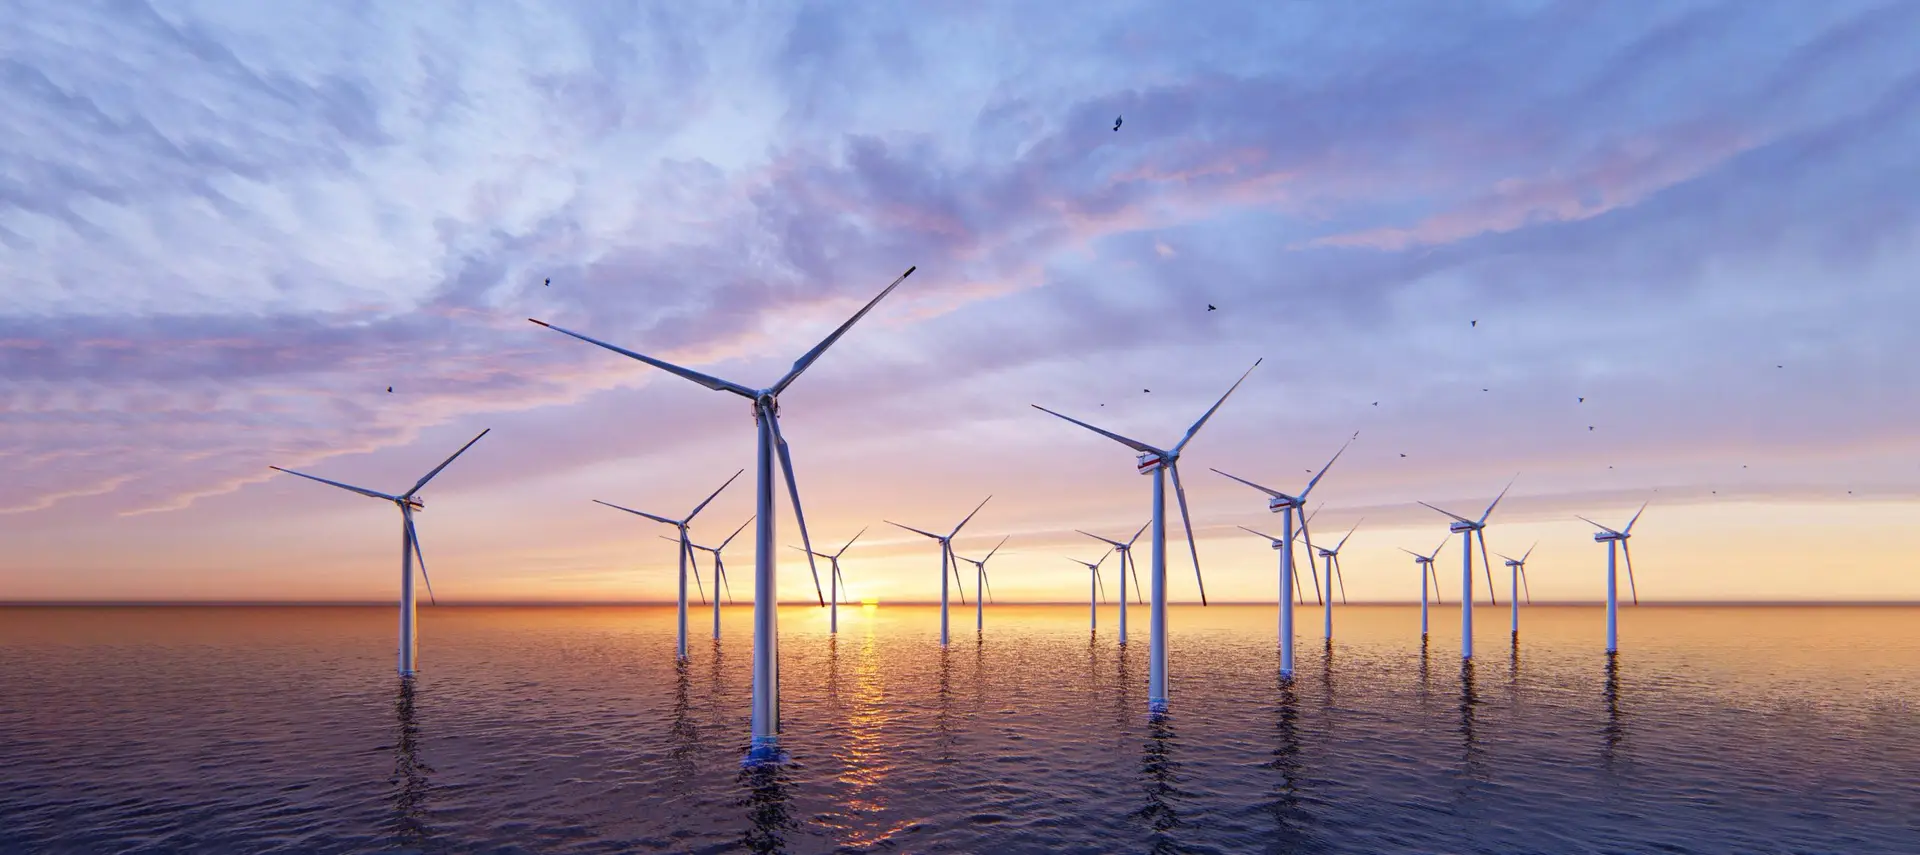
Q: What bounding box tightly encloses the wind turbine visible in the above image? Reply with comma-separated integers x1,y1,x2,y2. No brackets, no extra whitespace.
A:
1496,543,1536,642
1036,359,1261,714
1212,437,1350,679
799,527,865,635
1398,536,1450,641
1078,522,1149,644
1313,519,1362,641
955,535,1010,633
1580,503,1646,653
596,470,743,660
269,428,489,677
1068,548,1115,632
686,516,752,640
887,496,990,646
1419,477,1515,661
531,265,914,762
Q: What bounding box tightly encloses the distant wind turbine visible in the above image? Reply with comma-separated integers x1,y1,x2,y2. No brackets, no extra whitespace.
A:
1314,519,1363,641
269,428,489,677
888,496,991,646
596,469,743,660
1036,359,1261,714
686,516,752,640
1078,522,1149,644
1068,548,1116,632
799,527,865,635
530,265,914,763
1420,477,1515,661
1212,437,1351,678
1496,543,1536,642
1580,503,1647,653
955,535,1010,633
1399,536,1450,641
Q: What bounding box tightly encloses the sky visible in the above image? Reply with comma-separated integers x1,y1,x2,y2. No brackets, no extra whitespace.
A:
3,0,1919,605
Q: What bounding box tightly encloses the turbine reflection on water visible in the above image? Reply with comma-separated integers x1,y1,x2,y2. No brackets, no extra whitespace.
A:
390,678,433,850
738,759,794,854
1603,652,1624,767
1267,672,1312,850
1138,712,1184,851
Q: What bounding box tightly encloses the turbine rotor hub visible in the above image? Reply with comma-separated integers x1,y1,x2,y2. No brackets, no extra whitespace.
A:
1449,521,1477,533
1136,451,1167,474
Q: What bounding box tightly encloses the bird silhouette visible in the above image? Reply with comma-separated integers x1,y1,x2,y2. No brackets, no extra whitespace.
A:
544,277,550,287
1482,388,1489,392
1777,364,1783,369
1207,304,1217,311
387,386,393,393
1399,453,1407,458
1143,388,1150,393
1372,401,1379,406
1578,397,1585,403
1471,319,1477,328
1113,115,1123,132
1589,426,1594,431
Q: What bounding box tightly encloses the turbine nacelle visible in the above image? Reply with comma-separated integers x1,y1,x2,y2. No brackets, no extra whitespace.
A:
1449,521,1479,534
1266,494,1302,513
1137,451,1167,474
1594,531,1626,543
402,496,425,512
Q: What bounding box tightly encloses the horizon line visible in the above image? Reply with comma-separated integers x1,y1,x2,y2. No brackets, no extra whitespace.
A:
4,599,1918,608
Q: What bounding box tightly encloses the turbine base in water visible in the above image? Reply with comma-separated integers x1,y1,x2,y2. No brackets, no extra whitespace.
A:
743,738,787,768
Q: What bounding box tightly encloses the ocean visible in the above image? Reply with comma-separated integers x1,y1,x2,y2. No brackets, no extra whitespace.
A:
2,604,1915,853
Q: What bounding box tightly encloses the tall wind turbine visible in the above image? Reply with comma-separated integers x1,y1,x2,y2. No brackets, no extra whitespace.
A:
1580,503,1646,653
270,428,489,677
887,496,990,646
1419,477,1515,661
530,264,915,762
596,470,743,660
1313,519,1362,641
1068,548,1115,632
955,535,1010,633
1496,543,1536,642
687,516,752,640
1036,359,1261,714
1078,522,1149,644
1212,437,1350,679
1398,536,1450,641
800,527,865,635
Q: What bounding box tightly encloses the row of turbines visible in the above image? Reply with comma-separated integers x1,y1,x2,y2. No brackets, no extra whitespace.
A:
269,265,1649,764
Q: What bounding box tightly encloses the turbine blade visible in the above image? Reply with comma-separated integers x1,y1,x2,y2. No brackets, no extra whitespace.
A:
1293,548,1307,604
892,521,946,541
593,499,680,527
1398,547,1426,559
1125,520,1151,548
1172,358,1262,454
981,534,1010,563
718,516,755,551
950,545,969,605
983,568,996,604
836,526,869,559
1429,535,1451,562
1241,525,1283,543
686,468,745,522
686,538,708,605
1171,463,1207,606
1297,507,1324,605
1623,540,1639,605
269,467,396,502
1479,530,1498,606
1335,518,1363,553
771,266,916,395
1130,552,1146,604
1624,502,1649,535
1335,560,1348,604
1520,565,1533,604
1521,540,1537,563
1031,405,1161,455
405,428,491,498
1211,467,1286,499
769,416,825,607
834,565,848,605
1300,434,1355,499
1096,565,1108,603
1431,564,1445,605
1419,501,1474,526
407,514,436,606
1478,475,1518,525
720,559,735,603
528,320,756,397
1576,515,1623,536
949,495,992,539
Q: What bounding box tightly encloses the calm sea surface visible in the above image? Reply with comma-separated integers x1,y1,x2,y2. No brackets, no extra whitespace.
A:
1,604,1916,854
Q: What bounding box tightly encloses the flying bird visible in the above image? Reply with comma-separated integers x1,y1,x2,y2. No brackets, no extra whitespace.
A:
387,386,393,393
544,278,550,287
1207,304,1217,311
1578,397,1585,403
1372,401,1379,406
1114,115,1123,131
1399,453,1407,458
1482,388,1489,392
1471,319,1477,328
1589,426,1594,431
1143,388,1151,393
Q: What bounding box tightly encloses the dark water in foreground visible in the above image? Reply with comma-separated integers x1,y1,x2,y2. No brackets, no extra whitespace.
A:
2,604,1917,853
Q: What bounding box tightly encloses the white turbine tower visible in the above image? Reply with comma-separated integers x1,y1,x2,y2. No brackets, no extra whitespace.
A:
1495,542,1536,642
1068,548,1116,632
269,428,489,677
887,496,990,647
596,470,743,660
531,264,915,763
1398,536,1450,641
955,535,1010,634
1077,522,1148,644
1313,519,1362,641
799,527,865,635
1419,477,1514,661
683,516,752,640
1036,359,1261,714
1580,503,1646,653
1212,438,1350,678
